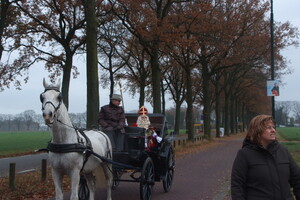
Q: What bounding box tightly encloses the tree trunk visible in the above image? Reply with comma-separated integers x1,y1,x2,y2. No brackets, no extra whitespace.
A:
61,66,71,110
109,69,114,98
61,50,73,110
235,100,239,133
215,77,220,138
230,94,235,134
242,103,246,132
174,102,181,135
84,0,99,129
139,82,145,109
185,67,194,141
138,59,147,109
161,79,166,115
151,48,161,114
224,92,230,136
202,63,211,139
0,0,11,61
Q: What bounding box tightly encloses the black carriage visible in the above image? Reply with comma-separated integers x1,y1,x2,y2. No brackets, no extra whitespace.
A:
111,113,175,200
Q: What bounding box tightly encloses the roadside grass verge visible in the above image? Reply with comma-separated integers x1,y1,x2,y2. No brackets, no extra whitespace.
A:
277,127,300,141
277,127,300,165
0,131,51,157
279,142,300,166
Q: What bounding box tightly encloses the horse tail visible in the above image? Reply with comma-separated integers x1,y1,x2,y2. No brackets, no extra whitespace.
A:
94,130,113,190
94,165,107,189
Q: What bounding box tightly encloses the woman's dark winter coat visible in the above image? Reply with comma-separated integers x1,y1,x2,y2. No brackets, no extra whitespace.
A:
231,138,300,200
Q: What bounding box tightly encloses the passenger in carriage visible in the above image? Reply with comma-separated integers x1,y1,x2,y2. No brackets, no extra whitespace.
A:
135,106,162,150
136,106,150,129
98,94,125,151
145,125,162,152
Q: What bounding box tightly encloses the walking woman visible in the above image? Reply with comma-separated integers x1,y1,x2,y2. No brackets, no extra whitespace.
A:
231,115,300,200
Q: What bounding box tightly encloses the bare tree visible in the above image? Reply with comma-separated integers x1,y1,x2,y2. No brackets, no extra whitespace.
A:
293,101,300,123
98,17,129,97
164,62,186,135
116,38,152,109
108,0,181,113
275,101,294,125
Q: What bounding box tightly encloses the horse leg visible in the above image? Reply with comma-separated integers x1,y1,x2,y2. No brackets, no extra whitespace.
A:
69,169,81,200
84,173,96,200
102,163,113,200
51,169,64,200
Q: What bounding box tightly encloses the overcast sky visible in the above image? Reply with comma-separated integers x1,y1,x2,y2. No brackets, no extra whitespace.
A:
0,0,299,115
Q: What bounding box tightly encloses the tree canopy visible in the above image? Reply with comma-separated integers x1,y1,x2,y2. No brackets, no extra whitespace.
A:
0,0,298,138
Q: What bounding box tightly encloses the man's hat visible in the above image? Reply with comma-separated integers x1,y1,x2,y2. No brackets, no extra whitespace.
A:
111,94,122,101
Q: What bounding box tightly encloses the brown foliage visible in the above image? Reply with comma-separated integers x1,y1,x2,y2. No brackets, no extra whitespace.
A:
1,0,86,91
0,168,70,200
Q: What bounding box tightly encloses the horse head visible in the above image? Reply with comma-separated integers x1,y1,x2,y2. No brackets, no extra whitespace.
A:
40,78,62,125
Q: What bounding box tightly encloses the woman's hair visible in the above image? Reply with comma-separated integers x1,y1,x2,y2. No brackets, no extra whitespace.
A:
246,115,275,145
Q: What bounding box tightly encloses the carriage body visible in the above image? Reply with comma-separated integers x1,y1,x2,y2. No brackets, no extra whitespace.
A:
112,113,175,200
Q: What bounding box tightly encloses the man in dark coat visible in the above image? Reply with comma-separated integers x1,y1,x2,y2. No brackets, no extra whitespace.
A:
231,115,300,200
98,94,125,151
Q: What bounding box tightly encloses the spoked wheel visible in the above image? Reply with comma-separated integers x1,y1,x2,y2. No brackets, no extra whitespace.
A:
112,169,122,190
163,146,175,192
140,157,155,200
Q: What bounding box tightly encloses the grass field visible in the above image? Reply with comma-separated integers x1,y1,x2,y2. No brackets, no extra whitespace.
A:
277,127,300,141
1,127,300,158
277,127,300,165
0,131,51,156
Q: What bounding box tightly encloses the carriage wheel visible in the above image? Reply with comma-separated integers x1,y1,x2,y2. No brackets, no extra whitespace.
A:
140,157,155,200
163,146,175,192
112,169,122,190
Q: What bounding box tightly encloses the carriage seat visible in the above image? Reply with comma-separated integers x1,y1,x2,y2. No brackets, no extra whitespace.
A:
124,126,145,136
124,126,146,151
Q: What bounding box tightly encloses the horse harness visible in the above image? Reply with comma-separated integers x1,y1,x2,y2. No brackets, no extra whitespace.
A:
44,126,112,173
41,88,138,172
40,88,113,172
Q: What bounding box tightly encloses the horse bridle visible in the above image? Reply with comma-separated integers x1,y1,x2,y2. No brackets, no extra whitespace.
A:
40,89,63,115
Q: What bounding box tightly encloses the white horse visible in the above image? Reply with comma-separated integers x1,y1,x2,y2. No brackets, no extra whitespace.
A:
40,79,113,200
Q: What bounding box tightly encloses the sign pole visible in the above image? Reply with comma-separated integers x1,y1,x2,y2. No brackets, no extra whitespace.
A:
270,0,275,119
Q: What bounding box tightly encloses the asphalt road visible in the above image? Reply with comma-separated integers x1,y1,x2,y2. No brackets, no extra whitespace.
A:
51,136,242,200
0,153,48,177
